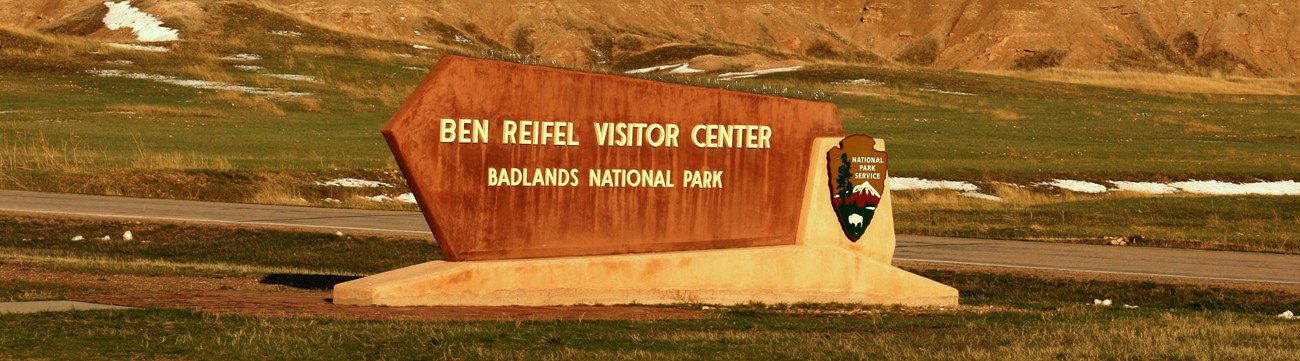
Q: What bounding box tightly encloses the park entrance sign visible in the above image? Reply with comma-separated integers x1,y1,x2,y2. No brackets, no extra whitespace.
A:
378,56,841,261
333,56,956,307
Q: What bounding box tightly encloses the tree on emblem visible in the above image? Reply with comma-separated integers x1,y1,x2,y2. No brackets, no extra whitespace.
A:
836,153,853,198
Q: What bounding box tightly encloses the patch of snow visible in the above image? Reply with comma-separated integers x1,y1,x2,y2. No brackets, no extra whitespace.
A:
960,192,1003,202
1092,299,1112,306
412,44,434,50
265,74,319,83
394,53,414,58
891,177,979,192
220,53,262,61
1040,179,1109,194
718,66,803,79
0,110,23,114
1123,304,1139,309
99,235,111,241
106,43,169,52
453,34,472,44
402,66,426,72
718,74,758,81
123,231,133,241
833,78,885,86
669,64,706,74
364,193,417,204
317,178,393,188
1280,310,1295,319
1169,180,1300,196
104,60,134,65
625,63,685,74
102,1,179,42
270,30,303,37
87,69,310,97
888,178,1300,197
1110,181,1178,194
233,65,263,71
323,198,341,203
71,236,85,241
919,88,976,96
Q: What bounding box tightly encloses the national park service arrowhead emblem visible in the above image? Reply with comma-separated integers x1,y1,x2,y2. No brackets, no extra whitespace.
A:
826,135,888,242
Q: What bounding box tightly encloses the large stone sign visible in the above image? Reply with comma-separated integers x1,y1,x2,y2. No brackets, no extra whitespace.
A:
381,56,842,261
334,56,957,307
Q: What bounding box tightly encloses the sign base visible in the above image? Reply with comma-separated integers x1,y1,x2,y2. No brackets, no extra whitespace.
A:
333,137,958,306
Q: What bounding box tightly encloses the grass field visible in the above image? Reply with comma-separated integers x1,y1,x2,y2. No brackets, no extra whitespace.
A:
896,193,1300,254
2,16,1298,253
0,305,1296,360
0,216,1297,360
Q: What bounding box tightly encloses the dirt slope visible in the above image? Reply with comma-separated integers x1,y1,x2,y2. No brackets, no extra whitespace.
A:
4,0,1299,76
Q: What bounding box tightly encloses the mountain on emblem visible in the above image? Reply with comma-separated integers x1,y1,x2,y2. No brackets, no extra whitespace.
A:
826,135,888,242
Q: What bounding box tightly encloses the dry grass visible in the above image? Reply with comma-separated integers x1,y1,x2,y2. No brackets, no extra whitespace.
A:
990,109,1023,121
892,183,1168,210
335,82,408,107
200,91,286,116
0,131,100,171
985,68,1300,95
291,44,345,56
356,49,400,63
0,251,361,277
104,104,223,118
0,25,100,53
177,64,236,83
251,182,309,206
130,153,233,170
290,97,323,112
1152,115,1229,133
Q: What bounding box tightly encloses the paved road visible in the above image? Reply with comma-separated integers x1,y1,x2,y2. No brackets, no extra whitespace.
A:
2,190,1297,285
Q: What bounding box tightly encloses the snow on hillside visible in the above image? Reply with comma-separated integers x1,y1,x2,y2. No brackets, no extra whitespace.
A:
102,1,179,42
266,74,320,83
718,66,803,80
668,65,706,74
891,178,979,192
87,69,310,97
366,193,417,204
317,178,392,188
1167,180,1300,196
1039,179,1108,194
220,54,262,61
625,63,685,74
892,177,1300,197
107,43,168,52
1110,181,1179,194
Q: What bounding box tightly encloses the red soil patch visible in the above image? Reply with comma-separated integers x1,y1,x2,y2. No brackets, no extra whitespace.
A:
82,290,707,321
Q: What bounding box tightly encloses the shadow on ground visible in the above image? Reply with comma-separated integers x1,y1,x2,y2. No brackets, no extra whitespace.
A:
260,274,362,290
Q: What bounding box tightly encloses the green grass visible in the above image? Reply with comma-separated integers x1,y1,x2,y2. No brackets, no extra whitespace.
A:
0,280,95,302
911,267,1300,313
773,65,1300,182
0,308,1294,360
1,215,1296,359
896,194,1300,254
0,267,1296,360
0,215,439,275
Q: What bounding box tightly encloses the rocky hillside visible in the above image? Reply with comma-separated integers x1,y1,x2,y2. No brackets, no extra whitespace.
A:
6,0,1299,76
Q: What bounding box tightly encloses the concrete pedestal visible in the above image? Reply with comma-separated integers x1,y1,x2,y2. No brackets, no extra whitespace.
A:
333,138,958,306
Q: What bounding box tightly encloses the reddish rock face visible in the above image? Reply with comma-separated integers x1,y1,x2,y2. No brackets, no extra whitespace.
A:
384,56,842,261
